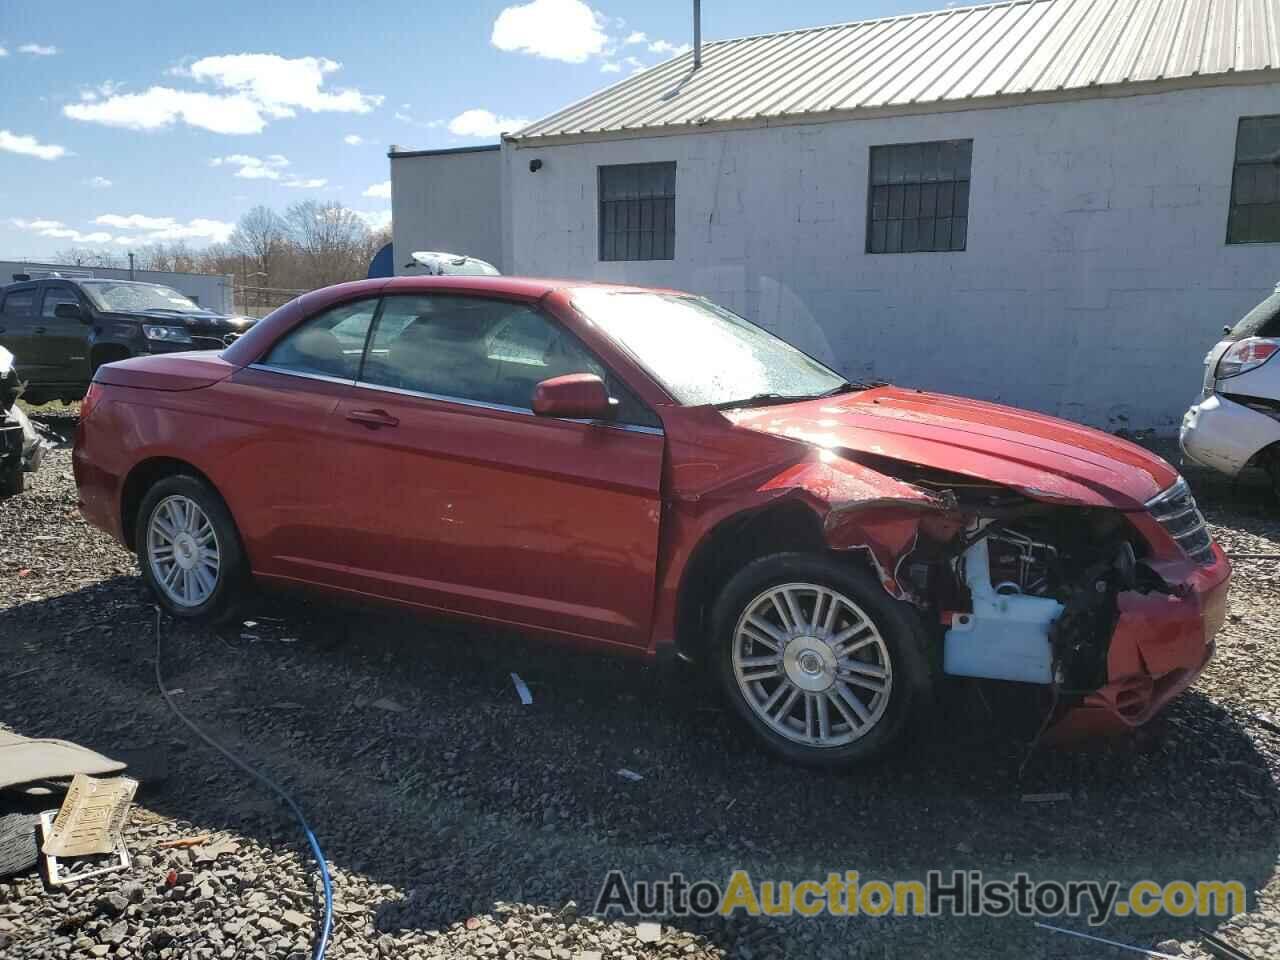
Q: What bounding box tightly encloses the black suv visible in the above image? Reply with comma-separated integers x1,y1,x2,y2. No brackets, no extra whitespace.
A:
0,276,256,404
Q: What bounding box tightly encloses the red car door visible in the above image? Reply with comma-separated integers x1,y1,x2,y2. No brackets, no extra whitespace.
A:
331,292,665,650
215,296,382,585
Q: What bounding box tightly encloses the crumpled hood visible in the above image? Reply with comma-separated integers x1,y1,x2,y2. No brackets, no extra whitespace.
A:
724,386,1179,509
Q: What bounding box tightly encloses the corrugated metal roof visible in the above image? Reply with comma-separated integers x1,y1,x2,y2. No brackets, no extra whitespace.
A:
511,0,1280,141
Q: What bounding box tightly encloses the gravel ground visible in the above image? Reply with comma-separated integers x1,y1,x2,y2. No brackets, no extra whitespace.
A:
1,411,1278,959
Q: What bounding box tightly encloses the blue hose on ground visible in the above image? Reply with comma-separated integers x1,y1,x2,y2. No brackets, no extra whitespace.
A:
153,609,333,960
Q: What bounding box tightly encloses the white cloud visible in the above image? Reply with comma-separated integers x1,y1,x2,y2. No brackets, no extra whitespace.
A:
343,134,363,145
210,153,290,179
0,47,7,57
19,44,58,56
0,130,67,160
65,88,267,134
188,54,382,116
283,177,326,189
447,108,529,138
64,53,382,136
94,214,174,231
362,180,391,200
86,176,113,188
13,212,233,247
10,219,111,244
623,31,647,44
600,61,621,73
356,209,392,231
93,213,235,243
648,40,691,55
11,218,65,231
491,0,607,63
394,109,442,129
78,80,122,102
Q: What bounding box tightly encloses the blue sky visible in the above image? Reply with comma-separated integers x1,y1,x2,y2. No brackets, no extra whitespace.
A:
1,0,951,260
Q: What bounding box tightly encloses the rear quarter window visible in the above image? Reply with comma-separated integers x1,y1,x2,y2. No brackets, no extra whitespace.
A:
1226,290,1280,341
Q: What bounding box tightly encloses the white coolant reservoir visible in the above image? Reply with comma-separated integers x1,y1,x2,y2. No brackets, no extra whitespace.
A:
943,536,1063,684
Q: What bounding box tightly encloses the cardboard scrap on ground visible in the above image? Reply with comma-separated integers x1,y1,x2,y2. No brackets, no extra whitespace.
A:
41,773,138,858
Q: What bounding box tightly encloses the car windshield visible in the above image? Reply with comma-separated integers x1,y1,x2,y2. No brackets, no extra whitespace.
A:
80,281,203,314
570,289,848,407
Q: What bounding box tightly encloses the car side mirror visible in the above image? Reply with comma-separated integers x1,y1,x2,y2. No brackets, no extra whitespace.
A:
532,373,615,420
54,302,86,323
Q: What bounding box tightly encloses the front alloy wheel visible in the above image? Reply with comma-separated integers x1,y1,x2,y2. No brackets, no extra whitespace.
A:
732,583,892,748
147,495,221,608
713,553,931,767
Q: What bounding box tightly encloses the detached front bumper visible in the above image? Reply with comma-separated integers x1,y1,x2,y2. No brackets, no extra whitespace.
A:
1049,545,1230,741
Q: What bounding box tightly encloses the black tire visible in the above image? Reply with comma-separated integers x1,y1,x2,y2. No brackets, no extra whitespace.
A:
135,473,249,623
1265,448,1280,502
0,812,41,879
0,464,23,498
711,552,933,767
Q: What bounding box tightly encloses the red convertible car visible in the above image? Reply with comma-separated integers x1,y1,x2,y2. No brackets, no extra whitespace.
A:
74,276,1230,765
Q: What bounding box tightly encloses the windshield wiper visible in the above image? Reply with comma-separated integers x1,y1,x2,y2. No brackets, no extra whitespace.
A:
713,392,815,410
816,381,869,398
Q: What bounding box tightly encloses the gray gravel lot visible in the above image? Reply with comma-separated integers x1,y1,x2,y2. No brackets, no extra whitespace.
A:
1,412,1277,959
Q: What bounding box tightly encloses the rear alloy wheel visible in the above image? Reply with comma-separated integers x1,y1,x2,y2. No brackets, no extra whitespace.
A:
713,553,931,766
136,474,247,622
148,495,221,608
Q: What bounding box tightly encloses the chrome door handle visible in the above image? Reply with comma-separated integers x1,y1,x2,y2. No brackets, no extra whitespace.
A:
346,408,400,428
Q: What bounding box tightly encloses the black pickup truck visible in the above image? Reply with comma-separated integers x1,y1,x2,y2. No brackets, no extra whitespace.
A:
0,276,256,404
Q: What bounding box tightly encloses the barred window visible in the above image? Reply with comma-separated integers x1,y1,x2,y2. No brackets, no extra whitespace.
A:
1228,115,1280,245
599,162,676,261
867,140,972,254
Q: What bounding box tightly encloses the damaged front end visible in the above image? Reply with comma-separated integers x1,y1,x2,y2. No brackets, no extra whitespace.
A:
1,346,51,495
828,456,1229,742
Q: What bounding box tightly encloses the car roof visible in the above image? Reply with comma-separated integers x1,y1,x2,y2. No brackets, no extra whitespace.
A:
336,275,689,300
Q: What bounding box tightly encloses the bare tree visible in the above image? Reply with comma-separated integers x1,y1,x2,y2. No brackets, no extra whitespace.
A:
229,205,287,284
284,201,372,288
51,247,127,269
137,241,198,273
44,203,389,316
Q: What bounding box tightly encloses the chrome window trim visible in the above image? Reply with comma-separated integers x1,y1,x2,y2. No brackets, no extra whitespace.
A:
248,363,356,388
350,378,664,436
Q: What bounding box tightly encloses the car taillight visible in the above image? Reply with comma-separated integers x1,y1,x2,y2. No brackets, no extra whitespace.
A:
80,382,104,422
1216,338,1279,379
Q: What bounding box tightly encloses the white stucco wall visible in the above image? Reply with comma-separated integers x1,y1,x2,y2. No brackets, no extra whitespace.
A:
502,84,1280,430
391,147,504,273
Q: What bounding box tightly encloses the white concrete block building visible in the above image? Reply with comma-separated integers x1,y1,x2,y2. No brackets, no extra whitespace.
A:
388,145,504,272
392,0,1280,429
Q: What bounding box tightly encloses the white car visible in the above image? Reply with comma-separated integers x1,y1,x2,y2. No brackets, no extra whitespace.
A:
1180,283,1280,495
402,251,500,277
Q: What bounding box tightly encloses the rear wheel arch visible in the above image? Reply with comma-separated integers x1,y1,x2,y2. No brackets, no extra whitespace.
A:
121,457,221,551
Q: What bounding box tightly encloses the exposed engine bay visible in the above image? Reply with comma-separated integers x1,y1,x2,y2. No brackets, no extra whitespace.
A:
866,458,1178,699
